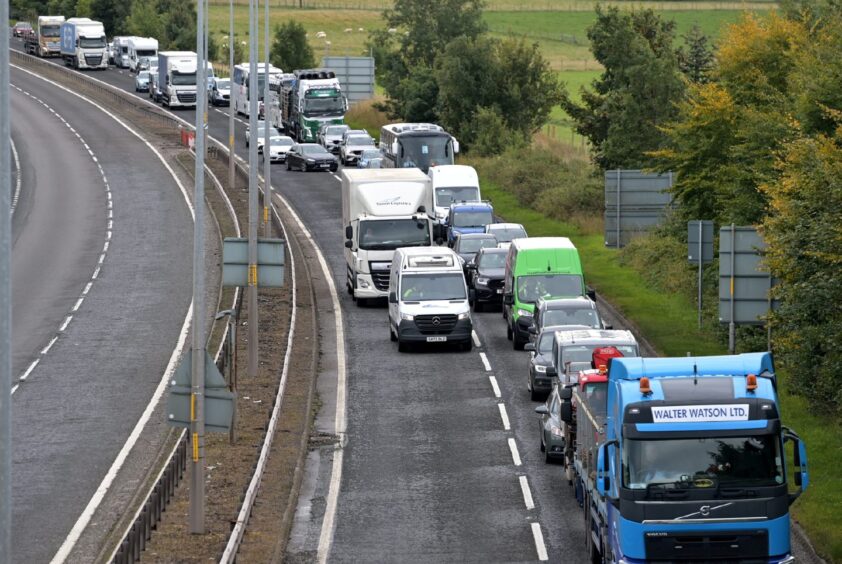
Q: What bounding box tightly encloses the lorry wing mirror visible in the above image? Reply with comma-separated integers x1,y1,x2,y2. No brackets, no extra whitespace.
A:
503,294,513,306
587,287,597,302
560,401,573,423
345,225,353,240
344,240,353,249
388,291,397,304
452,139,460,154
784,428,809,501
597,439,619,497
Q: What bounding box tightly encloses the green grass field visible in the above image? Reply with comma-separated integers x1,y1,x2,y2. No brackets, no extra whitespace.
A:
211,0,776,11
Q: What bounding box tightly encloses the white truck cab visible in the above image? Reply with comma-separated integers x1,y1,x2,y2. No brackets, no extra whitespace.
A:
428,165,481,224
388,247,473,352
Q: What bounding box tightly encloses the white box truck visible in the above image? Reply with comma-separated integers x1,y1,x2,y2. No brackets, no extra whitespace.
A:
60,18,108,70
128,37,158,72
158,51,198,108
342,168,439,304
427,164,481,224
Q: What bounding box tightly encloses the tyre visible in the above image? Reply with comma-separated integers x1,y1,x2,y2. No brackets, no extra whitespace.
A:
473,301,483,313
389,323,397,342
397,339,409,353
530,387,543,402
540,436,546,452
506,323,513,341
461,339,473,352
286,161,291,171
513,326,525,350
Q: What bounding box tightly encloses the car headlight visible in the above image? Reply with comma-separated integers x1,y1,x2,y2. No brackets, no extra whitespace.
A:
550,425,564,437
476,277,489,286
400,313,414,321
517,308,531,317
306,158,315,164
534,365,547,373
457,311,470,320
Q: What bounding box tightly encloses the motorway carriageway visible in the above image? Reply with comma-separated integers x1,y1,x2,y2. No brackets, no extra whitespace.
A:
23,51,633,562
7,64,194,563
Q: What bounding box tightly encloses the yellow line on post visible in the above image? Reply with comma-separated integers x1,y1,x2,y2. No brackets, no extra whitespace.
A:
191,393,196,421
263,206,268,223
249,264,258,286
192,433,199,462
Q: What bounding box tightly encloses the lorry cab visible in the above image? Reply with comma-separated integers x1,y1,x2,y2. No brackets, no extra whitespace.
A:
574,352,808,564
387,247,473,352
446,202,493,244
503,237,590,350
428,165,481,224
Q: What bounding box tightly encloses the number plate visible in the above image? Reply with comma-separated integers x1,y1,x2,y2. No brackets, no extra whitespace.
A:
320,163,330,168
426,336,447,342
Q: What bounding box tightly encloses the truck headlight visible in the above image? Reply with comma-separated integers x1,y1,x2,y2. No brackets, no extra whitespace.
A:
400,313,414,321
534,365,547,373
356,276,370,289
517,309,531,317
476,277,489,286
457,311,470,320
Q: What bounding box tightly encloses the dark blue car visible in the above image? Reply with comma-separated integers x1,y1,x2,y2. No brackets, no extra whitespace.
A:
446,202,494,244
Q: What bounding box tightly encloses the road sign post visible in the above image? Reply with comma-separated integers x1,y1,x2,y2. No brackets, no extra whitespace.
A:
248,0,259,383
688,220,714,329
263,0,272,239
0,0,12,557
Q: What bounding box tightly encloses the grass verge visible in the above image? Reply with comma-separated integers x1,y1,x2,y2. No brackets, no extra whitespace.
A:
473,165,841,563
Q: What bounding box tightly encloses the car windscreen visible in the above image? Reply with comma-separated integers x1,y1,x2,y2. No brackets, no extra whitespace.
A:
301,145,329,155
490,227,527,243
361,149,380,158
138,71,149,79
453,210,493,228
400,273,466,301
216,79,230,89
271,137,293,146
562,344,637,365
517,274,583,303
359,219,430,251
459,238,496,253
435,186,479,207
479,252,507,268
326,126,347,135
347,136,373,146
623,435,784,491
543,308,599,329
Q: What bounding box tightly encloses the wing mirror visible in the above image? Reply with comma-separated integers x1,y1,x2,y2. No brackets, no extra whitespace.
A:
534,405,549,415
524,342,535,352
388,292,398,304
503,294,513,306
345,224,353,240
545,365,557,377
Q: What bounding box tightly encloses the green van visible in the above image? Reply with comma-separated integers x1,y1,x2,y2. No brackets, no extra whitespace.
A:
502,237,591,350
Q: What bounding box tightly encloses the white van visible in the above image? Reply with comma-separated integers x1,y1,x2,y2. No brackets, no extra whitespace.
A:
388,247,473,352
428,165,481,224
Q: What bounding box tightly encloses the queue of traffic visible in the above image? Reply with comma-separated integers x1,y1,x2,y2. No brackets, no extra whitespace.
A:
339,124,810,563
10,17,813,559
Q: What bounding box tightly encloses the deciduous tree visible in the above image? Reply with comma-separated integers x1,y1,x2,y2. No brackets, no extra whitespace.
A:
270,20,315,72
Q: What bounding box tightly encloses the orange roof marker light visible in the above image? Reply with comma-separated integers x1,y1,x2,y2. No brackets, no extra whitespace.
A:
746,374,758,392
639,376,652,395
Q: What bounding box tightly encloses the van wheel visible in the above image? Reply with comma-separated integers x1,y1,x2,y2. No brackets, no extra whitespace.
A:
356,298,367,307
461,339,473,352
531,388,543,402
397,340,409,353
389,324,397,342
507,323,513,341
473,301,483,313
513,327,525,350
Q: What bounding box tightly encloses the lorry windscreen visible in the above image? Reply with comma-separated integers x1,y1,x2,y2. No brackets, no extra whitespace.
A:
435,186,479,207
304,94,344,116
400,273,466,301
453,210,493,228
41,25,61,37
359,219,430,250
80,37,106,48
517,274,584,303
172,72,196,86
623,435,784,491
399,135,452,172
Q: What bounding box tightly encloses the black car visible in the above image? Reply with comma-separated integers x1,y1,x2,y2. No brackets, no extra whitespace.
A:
451,233,498,268
466,247,507,311
534,384,572,462
524,324,593,400
286,143,338,172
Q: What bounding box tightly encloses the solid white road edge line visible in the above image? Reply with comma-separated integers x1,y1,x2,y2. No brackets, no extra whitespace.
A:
498,403,511,431
508,437,522,467
489,375,502,398
9,66,195,564
519,475,535,510
531,522,549,561
480,351,492,372
10,136,21,214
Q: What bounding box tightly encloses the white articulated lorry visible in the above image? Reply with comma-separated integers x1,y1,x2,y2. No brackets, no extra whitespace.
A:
342,169,440,304
60,18,108,70
158,51,198,108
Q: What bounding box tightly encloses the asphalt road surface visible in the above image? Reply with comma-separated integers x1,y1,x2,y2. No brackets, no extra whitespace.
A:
8,66,193,563
10,47,819,564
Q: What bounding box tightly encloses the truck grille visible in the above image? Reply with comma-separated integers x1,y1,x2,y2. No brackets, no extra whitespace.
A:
368,263,390,291
84,55,102,66
177,92,197,104
644,530,768,561
414,314,458,334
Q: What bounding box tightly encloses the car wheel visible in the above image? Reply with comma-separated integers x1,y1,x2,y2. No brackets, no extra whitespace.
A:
286,161,291,171
473,300,484,313
540,436,546,452
530,388,543,402
330,165,338,172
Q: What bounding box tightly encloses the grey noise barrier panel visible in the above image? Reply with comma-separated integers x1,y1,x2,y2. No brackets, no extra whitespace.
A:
718,225,780,325
322,56,375,104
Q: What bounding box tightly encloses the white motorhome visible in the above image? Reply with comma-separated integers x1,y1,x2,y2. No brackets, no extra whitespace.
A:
388,247,473,352
60,18,108,70
158,51,197,108
232,62,283,117
342,168,438,304
428,165,481,224
112,36,132,68
127,37,158,72
380,123,459,174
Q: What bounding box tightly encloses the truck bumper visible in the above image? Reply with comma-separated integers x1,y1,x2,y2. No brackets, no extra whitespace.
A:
353,273,387,299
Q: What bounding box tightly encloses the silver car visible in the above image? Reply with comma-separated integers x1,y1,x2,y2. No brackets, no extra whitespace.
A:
340,134,376,166
319,124,350,154
135,70,151,93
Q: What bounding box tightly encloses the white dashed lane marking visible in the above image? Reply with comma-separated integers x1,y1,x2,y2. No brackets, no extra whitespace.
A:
508,438,522,467
488,375,501,398
531,523,549,561
519,475,535,510
498,403,511,431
